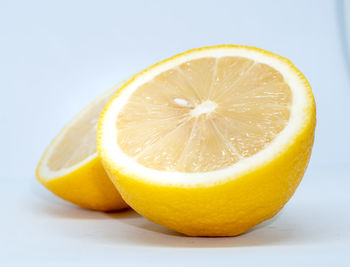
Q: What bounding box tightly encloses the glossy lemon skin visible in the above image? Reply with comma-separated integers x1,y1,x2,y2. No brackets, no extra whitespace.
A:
37,156,128,211
102,110,315,235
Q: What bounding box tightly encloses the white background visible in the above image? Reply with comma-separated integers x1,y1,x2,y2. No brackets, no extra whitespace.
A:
1,0,350,266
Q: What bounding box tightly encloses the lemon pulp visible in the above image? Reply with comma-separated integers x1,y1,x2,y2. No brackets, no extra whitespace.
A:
117,57,291,173
47,90,115,171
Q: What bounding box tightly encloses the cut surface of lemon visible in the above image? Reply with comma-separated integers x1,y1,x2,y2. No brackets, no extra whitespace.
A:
98,45,316,236
36,81,128,211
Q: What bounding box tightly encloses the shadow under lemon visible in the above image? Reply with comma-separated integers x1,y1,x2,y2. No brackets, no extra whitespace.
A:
30,177,325,248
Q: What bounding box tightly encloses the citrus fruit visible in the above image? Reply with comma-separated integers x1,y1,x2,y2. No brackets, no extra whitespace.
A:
36,81,128,211
97,45,316,236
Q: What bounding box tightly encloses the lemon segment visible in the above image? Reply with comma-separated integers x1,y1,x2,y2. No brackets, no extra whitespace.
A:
97,45,316,235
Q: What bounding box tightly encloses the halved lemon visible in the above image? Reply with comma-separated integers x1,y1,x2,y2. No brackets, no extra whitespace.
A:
36,81,128,211
97,45,316,236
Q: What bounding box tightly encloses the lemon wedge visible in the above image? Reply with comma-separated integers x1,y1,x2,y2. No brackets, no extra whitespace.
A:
36,81,128,211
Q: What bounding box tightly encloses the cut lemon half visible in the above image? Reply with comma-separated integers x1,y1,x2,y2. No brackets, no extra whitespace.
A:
97,45,316,236
36,81,128,211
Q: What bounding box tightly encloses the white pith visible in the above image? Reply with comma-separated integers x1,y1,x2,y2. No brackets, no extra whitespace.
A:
190,100,218,117
100,47,309,186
